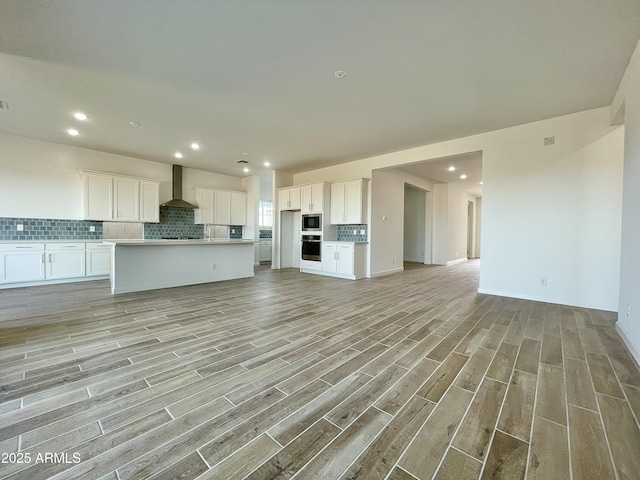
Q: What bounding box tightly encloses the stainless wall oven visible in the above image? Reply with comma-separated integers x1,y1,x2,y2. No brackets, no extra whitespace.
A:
301,235,321,261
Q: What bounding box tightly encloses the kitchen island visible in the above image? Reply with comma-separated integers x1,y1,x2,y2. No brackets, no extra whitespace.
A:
105,239,255,294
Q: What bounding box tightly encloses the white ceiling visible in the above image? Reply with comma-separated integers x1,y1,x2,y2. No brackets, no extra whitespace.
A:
0,1,639,180
398,151,483,197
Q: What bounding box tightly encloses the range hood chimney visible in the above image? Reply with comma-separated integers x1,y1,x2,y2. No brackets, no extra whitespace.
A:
159,165,198,209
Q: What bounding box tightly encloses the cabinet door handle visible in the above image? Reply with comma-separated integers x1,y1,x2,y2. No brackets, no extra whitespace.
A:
16,246,34,249
48,253,52,263
42,253,45,263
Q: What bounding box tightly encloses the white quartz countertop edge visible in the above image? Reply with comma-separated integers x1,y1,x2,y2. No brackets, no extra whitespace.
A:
104,239,256,246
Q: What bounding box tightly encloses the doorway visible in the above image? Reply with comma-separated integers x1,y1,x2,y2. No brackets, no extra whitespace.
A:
403,185,427,263
467,200,474,259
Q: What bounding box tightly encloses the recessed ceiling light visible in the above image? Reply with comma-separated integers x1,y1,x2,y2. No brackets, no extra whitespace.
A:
128,121,141,127
175,152,183,159
67,128,80,136
73,112,88,121
460,174,467,179
191,142,200,150
243,167,250,173
264,161,271,167
448,166,456,171
334,70,346,79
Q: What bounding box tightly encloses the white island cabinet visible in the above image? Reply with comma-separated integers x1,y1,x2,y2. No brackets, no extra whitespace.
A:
105,239,255,294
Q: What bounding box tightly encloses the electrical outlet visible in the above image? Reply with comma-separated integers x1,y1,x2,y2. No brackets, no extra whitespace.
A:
89,226,96,232
540,277,547,286
211,263,217,270
353,229,357,235
231,229,235,234
360,229,365,235
16,224,23,231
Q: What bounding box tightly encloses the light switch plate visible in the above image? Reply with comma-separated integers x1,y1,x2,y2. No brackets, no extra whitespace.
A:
360,229,365,235
16,224,23,231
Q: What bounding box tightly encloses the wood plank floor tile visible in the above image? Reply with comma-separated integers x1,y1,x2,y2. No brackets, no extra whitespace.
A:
399,386,473,480
341,396,435,480
296,407,392,478
481,430,528,480
568,404,616,480
199,433,281,480
535,363,566,425
245,418,341,479
597,393,640,480
485,341,519,383
434,447,483,480
540,333,562,367
586,352,626,398
375,357,440,415
452,377,508,460
416,352,469,402
1,262,638,479
497,370,536,442
564,356,598,411
454,347,494,392
527,416,570,480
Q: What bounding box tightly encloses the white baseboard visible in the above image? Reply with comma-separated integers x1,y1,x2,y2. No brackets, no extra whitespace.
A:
477,288,618,312
370,267,404,278
616,323,640,369
447,258,468,266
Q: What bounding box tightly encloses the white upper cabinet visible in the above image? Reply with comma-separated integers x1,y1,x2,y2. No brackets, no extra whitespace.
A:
113,177,139,221
330,179,369,224
140,180,160,223
278,186,301,211
301,183,324,214
194,187,247,225
231,192,247,225
81,171,159,223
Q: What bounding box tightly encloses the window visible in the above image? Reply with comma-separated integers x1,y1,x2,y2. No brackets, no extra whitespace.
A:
259,200,273,227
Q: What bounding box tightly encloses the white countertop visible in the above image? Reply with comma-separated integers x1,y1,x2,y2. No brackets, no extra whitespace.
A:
0,239,105,244
104,239,256,246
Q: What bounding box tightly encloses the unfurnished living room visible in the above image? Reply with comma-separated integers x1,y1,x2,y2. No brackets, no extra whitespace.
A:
1,2,640,480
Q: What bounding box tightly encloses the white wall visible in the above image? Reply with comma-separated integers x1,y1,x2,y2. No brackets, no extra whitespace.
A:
612,39,640,363
0,133,243,219
293,107,624,311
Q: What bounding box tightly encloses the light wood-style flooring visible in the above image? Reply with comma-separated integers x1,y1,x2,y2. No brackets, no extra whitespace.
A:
1,261,639,479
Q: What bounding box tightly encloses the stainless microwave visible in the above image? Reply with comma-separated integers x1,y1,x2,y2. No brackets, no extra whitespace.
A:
302,214,321,231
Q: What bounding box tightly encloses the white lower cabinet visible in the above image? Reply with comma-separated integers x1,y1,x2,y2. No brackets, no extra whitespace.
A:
0,244,46,283
86,243,111,276
303,241,367,280
46,243,86,279
0,242,109,287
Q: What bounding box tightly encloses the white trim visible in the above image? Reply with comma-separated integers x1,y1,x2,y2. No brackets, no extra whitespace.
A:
0,275,109,289
369,267,404,278
477,288,618,312
616,323,640,369
446,258,468,266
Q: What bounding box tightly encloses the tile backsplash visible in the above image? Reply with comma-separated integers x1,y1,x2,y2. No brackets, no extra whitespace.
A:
103,222,143,240
143,207,204,239
0,217,102,241
337,224,368,242
259,229,272,239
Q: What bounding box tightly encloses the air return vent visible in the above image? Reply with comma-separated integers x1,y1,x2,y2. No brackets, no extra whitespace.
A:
0,100,9,111
543,136,555,146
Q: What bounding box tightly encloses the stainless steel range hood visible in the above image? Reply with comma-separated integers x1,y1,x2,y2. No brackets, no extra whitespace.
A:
160,165,198,209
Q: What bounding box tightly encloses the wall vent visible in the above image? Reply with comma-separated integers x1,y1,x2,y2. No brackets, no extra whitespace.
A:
543,136,555,146
0,100,9,111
